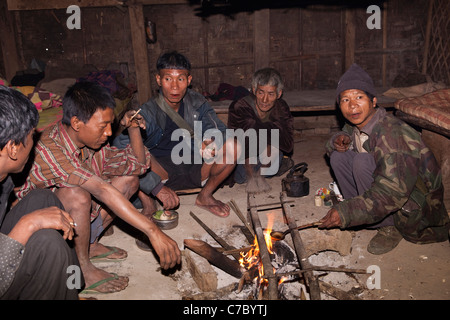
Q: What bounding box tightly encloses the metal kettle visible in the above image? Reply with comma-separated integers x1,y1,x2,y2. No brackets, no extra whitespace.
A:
282,162,310,197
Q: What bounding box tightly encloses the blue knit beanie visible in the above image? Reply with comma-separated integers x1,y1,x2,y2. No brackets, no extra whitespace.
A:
336,63,376,100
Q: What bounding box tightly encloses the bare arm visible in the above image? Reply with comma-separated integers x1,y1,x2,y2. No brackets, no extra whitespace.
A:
81,175,181,269
120,110,147,165
7,207,75,246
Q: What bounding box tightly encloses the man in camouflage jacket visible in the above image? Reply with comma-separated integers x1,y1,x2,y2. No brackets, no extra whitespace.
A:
319,64,449,254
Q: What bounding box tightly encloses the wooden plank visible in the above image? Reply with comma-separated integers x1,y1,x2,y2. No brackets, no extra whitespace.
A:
128,3,152,104
253,8,270,72
7,0,188,10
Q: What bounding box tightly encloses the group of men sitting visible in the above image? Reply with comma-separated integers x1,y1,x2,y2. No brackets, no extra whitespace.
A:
0,51,448,299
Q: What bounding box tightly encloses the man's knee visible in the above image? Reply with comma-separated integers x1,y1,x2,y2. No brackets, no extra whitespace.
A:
223,138,241,164
22,189,65,210
330,150,351,170
352,153,376,177
55,187,91,211
112,175,139,198
26,230,74,268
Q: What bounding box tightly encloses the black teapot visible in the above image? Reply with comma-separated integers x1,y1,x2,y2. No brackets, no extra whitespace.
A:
282,162,310,197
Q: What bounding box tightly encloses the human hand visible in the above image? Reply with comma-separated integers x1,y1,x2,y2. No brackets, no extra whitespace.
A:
147,228,181,269
121,109,146,130
9,206,75,245
333,134,351,152
201,138,216,159
156,186,180,210
318,208,342,229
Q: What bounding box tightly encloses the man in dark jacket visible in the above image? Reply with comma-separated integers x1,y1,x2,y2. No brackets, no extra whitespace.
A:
228,68,294,193
0,85,80,299
319,64,449,255
114,51,238,218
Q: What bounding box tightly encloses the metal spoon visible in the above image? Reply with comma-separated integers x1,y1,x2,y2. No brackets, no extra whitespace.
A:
270,221,322,241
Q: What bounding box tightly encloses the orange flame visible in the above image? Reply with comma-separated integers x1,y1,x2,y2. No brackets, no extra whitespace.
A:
240,215,285,287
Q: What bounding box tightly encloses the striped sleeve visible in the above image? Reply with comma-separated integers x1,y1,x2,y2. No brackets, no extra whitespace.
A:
99,144,151,177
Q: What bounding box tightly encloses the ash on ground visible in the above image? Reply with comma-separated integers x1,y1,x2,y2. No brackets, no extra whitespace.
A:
176,224,372,300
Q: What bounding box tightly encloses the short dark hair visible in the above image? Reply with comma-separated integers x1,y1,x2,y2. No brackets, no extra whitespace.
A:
0,85,39,149
156,51,191,72
62,81,116,125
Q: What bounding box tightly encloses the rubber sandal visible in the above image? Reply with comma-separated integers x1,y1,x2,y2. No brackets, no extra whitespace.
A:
90,246,127,263
80,273,123,295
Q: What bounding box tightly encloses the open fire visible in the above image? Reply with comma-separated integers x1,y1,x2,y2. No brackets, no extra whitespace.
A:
238,216,289,297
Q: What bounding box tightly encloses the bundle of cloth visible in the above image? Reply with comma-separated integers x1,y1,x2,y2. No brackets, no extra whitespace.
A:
0,77,62,112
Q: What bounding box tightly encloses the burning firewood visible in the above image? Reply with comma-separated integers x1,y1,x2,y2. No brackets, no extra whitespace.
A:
183,239,245,278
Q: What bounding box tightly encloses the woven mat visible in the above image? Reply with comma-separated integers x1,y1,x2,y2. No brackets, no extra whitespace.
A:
394,88,450,131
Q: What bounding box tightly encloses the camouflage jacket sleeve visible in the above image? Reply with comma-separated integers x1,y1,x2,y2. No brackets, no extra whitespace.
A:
336,116,424,228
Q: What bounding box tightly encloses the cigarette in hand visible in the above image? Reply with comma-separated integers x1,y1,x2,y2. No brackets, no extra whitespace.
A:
70,222,77,227
129,108,142,122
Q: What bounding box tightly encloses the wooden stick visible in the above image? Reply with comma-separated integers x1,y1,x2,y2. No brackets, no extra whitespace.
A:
229,199,255,238
183,239,244,278
222,246,253,256
248,193,278,300
280,191,321,300
264,266,368,279
189,211,241,261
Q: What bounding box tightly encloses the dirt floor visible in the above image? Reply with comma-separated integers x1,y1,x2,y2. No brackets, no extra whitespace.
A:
82,133,450,301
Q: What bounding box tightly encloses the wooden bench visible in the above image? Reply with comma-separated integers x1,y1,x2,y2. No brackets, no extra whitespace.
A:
210,88,396,115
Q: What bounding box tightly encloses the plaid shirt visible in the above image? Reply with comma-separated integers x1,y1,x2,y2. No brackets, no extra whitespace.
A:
16,121,150,219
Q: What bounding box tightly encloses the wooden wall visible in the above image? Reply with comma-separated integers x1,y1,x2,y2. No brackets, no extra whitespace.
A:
1,0,428,96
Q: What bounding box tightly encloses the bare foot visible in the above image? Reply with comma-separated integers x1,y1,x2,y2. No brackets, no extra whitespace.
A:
246,175,271,194
89,242,128,260
256,175,272,193
82,263,129,294
246,176,259,193
195,193,230,217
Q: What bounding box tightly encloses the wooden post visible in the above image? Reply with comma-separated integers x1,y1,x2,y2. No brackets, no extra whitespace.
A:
128,3,152,104
253,8,270,72
343,8,355,70
382,2,388,87
422,0,434,75
0,0,22,81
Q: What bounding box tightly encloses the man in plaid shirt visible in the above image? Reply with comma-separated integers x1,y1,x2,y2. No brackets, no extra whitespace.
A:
17,82,181,294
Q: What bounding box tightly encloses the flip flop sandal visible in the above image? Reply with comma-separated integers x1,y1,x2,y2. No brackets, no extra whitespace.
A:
196,204,230,218
90,246,127,263
80,273,124,295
